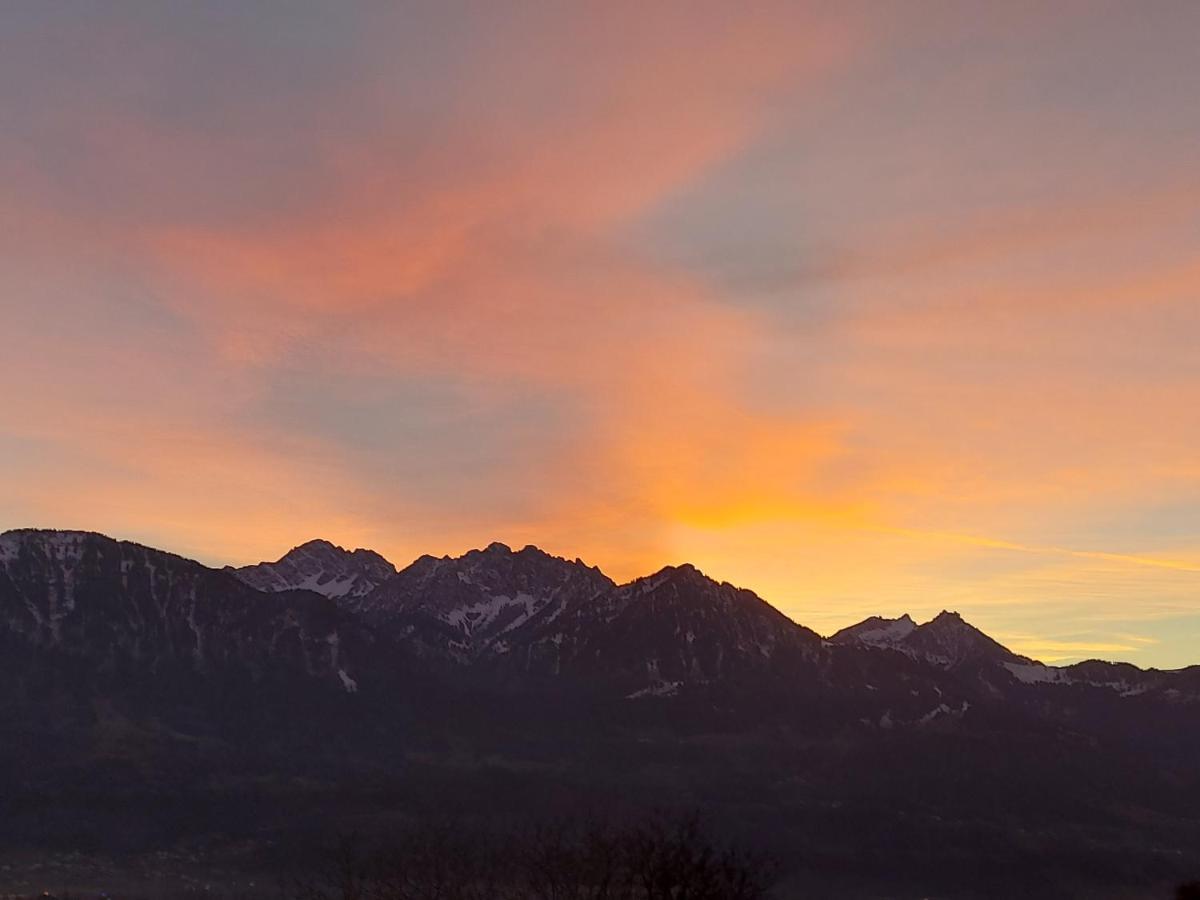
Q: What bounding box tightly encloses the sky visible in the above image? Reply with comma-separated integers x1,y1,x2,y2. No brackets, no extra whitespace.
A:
2,1,1198,667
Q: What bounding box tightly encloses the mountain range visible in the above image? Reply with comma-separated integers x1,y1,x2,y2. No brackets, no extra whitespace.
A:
3,527,1200,898
6,527,1188,700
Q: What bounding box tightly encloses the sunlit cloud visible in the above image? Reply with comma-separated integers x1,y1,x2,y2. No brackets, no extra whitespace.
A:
880,527,1200,574
995,634,1157,665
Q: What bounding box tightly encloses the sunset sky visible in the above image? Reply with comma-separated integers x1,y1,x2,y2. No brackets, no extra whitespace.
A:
2,2,1198,667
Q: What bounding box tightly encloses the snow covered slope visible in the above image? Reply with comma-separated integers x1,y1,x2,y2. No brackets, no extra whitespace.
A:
231,538,396,600
831,610,1023,668
355,542,616,664
830,614,916,647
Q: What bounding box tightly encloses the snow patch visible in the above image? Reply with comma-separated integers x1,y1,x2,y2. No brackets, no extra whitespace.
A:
1004,662,1068,684
1119,684,1150,697
918,700,970,726
854,617,916,646
293,572,356,597
326,631,340,668
1004,662,1153,695
443,591,544,637
626,680,681,700
919,703,952,724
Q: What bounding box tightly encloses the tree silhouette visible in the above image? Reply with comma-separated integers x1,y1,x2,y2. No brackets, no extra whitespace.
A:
294,812,776,900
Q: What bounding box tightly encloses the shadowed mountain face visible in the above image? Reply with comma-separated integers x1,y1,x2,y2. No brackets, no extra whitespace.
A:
3,528,1200,898
355,541,616,669
0,530,371,691
572,564,823,691
833,609,1025,669
903,609,1026,667
4,527,1195,705
356,548,822,689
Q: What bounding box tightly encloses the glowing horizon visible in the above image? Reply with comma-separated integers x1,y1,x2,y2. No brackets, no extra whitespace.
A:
2,2,1198,667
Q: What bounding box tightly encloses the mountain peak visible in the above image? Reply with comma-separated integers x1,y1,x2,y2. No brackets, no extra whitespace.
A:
829,610,1022,667
290,538,392,565
295,537,336,551
0,528,104,565
231,539,397,601
830,614,917,647
596,561,819,684
907,611,1021,668
930,609,964,624
460,541,550,564
639,562,709,586
353,540,617,663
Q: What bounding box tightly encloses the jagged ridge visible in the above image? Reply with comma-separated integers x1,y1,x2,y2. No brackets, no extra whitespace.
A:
2,528,1197,706
230,538,396,599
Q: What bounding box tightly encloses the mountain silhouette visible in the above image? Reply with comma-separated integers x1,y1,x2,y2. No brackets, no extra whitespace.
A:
3,527,1200,897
